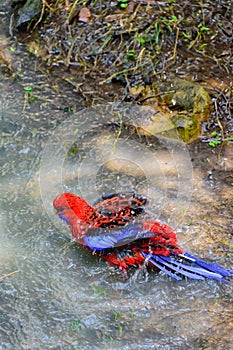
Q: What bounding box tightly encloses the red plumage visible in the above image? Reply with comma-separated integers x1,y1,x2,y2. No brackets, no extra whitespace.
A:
53,192,232,282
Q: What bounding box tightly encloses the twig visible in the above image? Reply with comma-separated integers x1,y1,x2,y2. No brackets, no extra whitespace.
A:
165,27,179,63
99,61,149,85
214,96,224,139
0,270,19,280
32,0,55,31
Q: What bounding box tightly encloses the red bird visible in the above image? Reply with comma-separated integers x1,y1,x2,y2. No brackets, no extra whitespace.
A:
53,192,232,282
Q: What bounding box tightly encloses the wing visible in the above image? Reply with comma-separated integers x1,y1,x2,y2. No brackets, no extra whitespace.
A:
93,191,147,218
83,223,154,250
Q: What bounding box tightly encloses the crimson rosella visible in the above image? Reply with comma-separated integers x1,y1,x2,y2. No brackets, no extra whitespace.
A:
53,192,232,282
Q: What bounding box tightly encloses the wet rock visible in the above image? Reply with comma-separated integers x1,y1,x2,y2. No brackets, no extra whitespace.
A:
0,36,16,74
12,0,42,30
139,78,212,143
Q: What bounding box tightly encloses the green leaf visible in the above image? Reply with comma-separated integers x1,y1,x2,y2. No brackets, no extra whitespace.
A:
199,25,209,32
182,32,191,39
24,86,34,93
137,37,146,44
126,50,135,57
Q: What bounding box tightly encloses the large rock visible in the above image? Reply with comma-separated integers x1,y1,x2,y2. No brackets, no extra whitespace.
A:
138,78,212,143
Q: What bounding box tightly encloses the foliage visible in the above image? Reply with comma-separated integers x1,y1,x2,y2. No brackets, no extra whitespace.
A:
11,0,232,140
13,0,231,87
206,131,233,147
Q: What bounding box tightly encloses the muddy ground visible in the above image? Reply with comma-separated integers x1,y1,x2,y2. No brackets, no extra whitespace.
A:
2,1,232,124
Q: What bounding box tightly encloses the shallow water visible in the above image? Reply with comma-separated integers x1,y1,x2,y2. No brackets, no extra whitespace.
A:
1,25,233,350
1,85,232,350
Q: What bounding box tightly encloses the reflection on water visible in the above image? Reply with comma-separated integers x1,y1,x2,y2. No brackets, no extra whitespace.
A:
0,60,232,350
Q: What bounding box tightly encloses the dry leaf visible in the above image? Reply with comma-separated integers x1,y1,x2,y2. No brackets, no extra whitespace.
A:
79,7,92,23
127,2,135,13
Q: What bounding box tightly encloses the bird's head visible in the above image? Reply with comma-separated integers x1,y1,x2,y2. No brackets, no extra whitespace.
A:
53,193,98,223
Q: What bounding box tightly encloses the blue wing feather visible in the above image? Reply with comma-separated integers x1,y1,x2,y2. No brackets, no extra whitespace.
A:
84,223,154,250
58,213,69,223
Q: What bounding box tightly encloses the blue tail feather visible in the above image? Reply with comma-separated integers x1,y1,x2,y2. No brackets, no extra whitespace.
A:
159,255,227,282
150,254,206,280
184,252,232,277
141,251,231,282
141,252,182,280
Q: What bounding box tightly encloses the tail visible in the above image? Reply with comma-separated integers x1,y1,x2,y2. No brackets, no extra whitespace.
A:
141,251,232,282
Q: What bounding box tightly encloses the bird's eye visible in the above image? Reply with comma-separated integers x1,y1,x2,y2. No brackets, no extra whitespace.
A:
57,206,67,212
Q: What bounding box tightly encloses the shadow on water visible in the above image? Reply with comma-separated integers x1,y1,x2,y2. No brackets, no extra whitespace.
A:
0,11,232,350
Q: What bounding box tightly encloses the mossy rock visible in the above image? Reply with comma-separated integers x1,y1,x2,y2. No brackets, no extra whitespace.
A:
141,78,212,143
